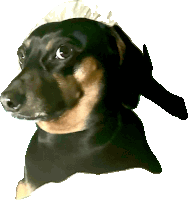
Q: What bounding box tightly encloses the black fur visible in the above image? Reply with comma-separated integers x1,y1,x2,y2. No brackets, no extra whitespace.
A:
0,18,187,197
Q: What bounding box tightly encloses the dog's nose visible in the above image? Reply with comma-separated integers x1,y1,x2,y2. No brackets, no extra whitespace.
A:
0,92,25,112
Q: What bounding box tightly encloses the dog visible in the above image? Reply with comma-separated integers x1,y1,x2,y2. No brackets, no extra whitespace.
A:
0,18,187,199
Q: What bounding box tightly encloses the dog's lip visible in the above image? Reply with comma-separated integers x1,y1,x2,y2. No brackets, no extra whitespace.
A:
11,112,48,121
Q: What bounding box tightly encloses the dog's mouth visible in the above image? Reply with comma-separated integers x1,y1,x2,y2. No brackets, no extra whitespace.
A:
11,108,66,122
11,112,49,121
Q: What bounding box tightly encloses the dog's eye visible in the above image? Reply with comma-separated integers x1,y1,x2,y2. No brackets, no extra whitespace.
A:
18,52,25,66
55,45,72,60
18,52,25,72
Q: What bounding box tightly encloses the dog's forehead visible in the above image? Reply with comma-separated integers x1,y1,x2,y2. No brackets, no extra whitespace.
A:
26,18,106,44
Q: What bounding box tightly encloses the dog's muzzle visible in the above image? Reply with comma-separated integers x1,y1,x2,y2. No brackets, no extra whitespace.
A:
0,91,25,113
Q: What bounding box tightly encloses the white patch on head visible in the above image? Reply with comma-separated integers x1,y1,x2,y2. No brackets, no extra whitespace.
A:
22,0,117,41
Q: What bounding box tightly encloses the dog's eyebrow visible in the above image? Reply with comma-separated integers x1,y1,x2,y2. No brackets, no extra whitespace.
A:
17,45,25,55
72,31,87,47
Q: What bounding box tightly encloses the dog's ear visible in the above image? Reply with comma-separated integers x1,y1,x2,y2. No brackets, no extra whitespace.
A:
110,24,152,109
110,24,188,119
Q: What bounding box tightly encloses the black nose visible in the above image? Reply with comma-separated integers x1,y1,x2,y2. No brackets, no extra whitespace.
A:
0,92,25,112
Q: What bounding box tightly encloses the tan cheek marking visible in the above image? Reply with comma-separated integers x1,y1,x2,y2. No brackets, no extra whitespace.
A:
53,74,82,106
16,180,33,200
37,57,103,134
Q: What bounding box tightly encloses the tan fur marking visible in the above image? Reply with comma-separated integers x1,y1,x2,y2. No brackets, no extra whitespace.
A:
46,39,54,51
117,37,126,65
110,27,126,65
24,39,31,48
37,57,103,134
16,180,33,200
53,73,82,105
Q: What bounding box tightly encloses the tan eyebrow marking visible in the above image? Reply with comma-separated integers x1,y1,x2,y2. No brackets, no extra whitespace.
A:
46,39,55,51
24,39,31,48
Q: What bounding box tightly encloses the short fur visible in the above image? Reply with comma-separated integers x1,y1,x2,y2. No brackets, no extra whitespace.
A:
0,18,187,199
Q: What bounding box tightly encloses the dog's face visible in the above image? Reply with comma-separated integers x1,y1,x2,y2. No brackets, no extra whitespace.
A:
1,18,123,133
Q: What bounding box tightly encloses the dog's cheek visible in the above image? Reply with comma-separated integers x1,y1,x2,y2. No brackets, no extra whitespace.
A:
53,73,83,108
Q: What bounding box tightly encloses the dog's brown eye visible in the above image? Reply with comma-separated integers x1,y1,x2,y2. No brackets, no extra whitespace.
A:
18,52,25,66
17,56,25,72
55,45,72,59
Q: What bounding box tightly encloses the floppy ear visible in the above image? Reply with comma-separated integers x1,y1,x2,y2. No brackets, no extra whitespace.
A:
111,24,188,120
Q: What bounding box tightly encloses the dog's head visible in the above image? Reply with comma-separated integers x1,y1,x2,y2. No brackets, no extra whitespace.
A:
0,18,143,134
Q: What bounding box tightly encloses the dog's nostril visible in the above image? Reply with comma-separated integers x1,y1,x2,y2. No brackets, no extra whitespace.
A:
7,99,21,110
0,93,25,112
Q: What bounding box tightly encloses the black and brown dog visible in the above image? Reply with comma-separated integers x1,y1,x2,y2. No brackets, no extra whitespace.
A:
0,18,187,199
